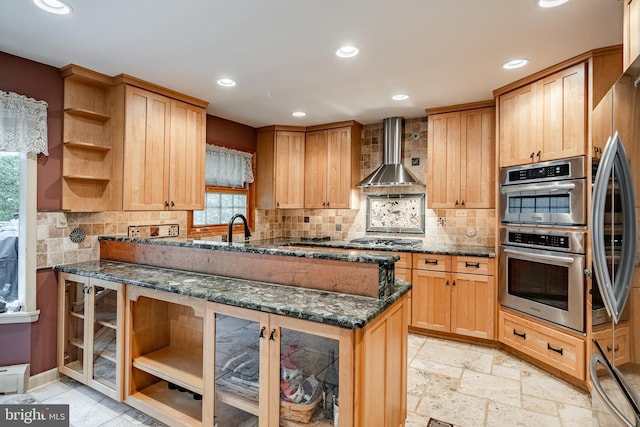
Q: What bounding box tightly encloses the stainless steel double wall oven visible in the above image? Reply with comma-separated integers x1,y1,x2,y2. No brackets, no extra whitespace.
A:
499,156,587,332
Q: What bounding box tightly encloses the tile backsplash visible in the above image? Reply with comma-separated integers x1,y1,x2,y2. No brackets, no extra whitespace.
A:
36,211,187,269
39,116,495,269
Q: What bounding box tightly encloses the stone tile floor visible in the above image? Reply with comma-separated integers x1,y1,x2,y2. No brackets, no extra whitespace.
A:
0,333,593,426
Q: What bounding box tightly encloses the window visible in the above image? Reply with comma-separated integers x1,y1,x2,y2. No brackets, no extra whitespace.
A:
0,90,47,323
188,144,255,238
0,151,38,322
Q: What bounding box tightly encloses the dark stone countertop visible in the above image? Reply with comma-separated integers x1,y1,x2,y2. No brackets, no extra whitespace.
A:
98,236,401,265
55,260,411,329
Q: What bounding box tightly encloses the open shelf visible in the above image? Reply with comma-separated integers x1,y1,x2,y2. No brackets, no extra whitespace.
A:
65,107,111,122
69,337,84,349
128,380,202,427
69,310,85,320
133,346,203,394
64,141,112,152
94,310,117,329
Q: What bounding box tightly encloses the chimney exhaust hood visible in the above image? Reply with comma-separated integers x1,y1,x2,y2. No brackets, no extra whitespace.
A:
359,117,420,187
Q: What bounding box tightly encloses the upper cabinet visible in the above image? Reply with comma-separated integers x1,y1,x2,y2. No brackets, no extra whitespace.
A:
495,47,622,168
60,65,208,212
256,127,306,209
304,121,362,209
498,63,586,167
623,0,640,70
426,102,495,209
115,85,205,211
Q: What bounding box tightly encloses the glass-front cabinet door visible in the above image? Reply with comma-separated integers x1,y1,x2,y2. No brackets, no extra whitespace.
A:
58,273,124,401
59,273,88,380
88,278,124,399
213,306,267,426
211,304,353,427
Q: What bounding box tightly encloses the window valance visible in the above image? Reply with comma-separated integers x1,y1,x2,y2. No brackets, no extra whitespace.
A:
0,90,48,155
205,144,254,188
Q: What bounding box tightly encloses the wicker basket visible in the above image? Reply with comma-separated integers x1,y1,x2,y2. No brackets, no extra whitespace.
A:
280,390,322,423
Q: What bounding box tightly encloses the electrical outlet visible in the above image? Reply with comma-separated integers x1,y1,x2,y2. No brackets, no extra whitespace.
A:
411,157,420,166
55,212,68,229
455,210,467,217
128,226,140,238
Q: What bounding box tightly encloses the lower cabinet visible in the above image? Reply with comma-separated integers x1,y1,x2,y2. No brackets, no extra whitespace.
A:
411,254,496,340
58,273,125,401
123,285,408,427
499,310,585,381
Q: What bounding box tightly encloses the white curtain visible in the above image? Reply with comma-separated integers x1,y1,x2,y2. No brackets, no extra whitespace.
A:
0,90,48,155
205,144,254,187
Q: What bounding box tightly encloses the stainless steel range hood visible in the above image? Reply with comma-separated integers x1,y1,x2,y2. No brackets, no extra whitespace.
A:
359,117,420,187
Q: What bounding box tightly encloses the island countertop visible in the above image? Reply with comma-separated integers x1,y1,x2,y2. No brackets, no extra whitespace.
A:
54,260,411,329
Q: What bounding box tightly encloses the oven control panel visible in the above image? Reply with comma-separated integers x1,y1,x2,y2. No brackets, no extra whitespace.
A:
508,231,569,249
508,163,570,183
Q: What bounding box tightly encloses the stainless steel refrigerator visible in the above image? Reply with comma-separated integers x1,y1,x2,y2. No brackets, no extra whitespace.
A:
590,56,640,426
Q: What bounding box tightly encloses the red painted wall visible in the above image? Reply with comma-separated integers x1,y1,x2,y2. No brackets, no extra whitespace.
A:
206,115,257,152
0,51,64,212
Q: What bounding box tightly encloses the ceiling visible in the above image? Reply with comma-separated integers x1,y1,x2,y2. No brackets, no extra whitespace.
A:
0,0,624,128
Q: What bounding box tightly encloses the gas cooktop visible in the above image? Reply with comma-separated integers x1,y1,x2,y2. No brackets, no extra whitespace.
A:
349,237,423,249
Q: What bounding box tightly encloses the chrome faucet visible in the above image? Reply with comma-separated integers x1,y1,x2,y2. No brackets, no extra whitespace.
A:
228,214,251,243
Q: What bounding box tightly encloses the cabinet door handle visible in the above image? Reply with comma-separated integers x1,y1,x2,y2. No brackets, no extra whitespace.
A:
513,329,526,339
536,150,541,159
170,201,175,207
326,201,330,207
445,280,450,286
259,326,266,339
465,262,480,268
461,200,465,207
455,200,459,207
547,343,564,355
269,329,276,341
424,259,438,265
452,280,456,286
164,201,169,208
606,345,620,352
530,152,535,160
276,202,280,208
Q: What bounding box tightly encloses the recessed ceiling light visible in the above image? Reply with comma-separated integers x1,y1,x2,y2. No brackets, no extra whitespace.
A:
392,94,409,101
33,0,72,14
292,111,306,117
537,0,569,8
217,78,236,87
336,46,359,58
503,58,529,70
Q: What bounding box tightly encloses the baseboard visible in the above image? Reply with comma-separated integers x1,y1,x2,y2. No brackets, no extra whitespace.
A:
28,368,59,391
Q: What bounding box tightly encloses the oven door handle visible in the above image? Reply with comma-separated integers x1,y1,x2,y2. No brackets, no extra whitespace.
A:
503,248,575,265
501,182,576,194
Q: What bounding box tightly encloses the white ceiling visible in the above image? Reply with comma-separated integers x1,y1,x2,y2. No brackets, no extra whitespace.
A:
0,0,624,128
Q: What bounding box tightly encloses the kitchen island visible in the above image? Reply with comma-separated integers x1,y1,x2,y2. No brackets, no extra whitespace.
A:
55,237,410,427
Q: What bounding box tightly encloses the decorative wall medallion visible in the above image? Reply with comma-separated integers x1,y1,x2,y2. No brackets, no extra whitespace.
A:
365,193,425,234
69,227,86,243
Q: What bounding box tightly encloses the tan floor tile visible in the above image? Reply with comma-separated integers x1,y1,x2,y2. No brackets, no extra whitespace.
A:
558,403,595,427
486,401,560,427
521,372,591,409
414,340,494,374
521,394,560,417
407,366,431,396
410,357,464,380
458,369,521,407
415,389,488,426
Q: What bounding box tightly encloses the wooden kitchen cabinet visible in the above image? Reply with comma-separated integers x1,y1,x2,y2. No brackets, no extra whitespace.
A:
58,273,125,401
125,286,213,427
125,285,407,427
60,65,115,211
117,85,206,211
257,126,306,209
499,309,585,381
411,254,495,339
426,103,495,209
499,63,586,167
623,0,640,70
304,122,362,209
